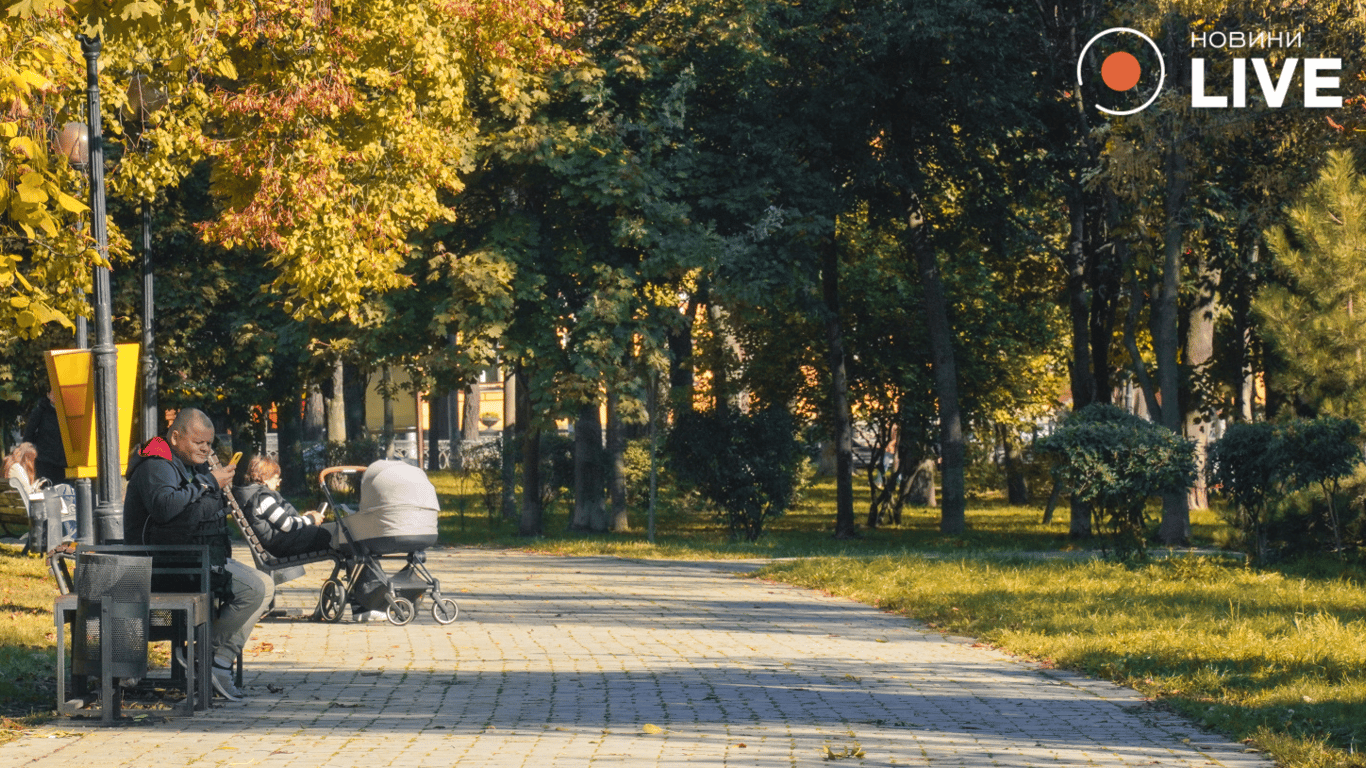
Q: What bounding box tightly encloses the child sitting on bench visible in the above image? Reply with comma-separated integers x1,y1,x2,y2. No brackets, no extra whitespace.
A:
232,457,332,557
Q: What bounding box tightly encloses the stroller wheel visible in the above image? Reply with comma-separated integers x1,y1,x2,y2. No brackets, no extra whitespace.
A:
318,579,348,623
387,596,416,626
432,597,460,625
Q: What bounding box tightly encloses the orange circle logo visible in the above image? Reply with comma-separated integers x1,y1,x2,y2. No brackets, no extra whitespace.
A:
1101,52,1142,91
1077,28,1166,115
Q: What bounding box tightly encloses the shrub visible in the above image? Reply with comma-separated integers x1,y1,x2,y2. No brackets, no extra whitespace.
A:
1278,418,1362,551
1207,422,1280,562
539,432,574,508
1036,404,1195,560
1209,417,1363,561
323,438,384,469
664,406,805,542
463,438,504,519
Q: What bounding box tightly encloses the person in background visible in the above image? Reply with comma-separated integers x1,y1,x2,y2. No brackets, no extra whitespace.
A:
4,442,77,541
3,442,42,496
22,385,68,487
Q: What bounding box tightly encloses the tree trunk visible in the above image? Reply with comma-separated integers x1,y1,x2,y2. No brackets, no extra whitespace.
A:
343,363,366,443
1043,478,1060,524
1157,111,1191,546
571,402,605,532
1069,498,1092,538
326,358,346,444
1088,237,1119,407
606,387,628,532
823,240,858,539
1124,270,1163,421
427,389,445,472
501,372,517,521
908,196,965,535
304,383,325,442
278,390,305,496
706,303,741,411
904,459,935,508
997,422,1028,505
668,295,699,415
462,384,480,441
381,366,395,459
1183,254,1219,510
1064,189,1096,411
1233,240,1259,422
518,371,542,536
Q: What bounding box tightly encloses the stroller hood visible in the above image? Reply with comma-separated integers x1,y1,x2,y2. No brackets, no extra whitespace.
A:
344,460,439,550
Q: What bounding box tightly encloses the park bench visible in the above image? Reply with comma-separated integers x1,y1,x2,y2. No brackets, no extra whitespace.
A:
227,497,341,575
51,544,216,718
0,481,31,542
225,489,342,621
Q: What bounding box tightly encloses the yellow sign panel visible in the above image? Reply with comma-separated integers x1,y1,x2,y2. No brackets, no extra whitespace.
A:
44,344,142,480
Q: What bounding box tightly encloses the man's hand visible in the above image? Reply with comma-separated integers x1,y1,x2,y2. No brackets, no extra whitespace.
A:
212,464,235,489
305,510,325,525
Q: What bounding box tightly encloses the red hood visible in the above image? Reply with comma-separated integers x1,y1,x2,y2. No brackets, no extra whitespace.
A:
141,436,173,461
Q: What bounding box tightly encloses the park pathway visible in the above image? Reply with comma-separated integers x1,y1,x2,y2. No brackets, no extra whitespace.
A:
3,548,1270,768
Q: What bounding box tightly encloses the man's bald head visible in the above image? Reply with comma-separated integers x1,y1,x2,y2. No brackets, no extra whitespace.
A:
169,408,213,435
167,408,215,466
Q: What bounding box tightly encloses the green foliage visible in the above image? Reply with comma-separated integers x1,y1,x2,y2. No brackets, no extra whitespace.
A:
1257,150,1366,420
664,406,804,542
1036,404,1195,559
1208,422,1281,561
539,432,575,510
463,438,505,520
1210,417,1363,560
322,438,383,469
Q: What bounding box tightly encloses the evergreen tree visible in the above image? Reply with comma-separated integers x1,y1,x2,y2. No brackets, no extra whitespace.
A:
1256,150,1366,421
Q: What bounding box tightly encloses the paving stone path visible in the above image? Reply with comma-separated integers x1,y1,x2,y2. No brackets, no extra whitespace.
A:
3,548,1271,768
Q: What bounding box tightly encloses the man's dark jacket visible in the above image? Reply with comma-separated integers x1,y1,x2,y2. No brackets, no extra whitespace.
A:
123,437,232,564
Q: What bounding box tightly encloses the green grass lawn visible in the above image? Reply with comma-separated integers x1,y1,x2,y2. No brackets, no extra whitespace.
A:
3,471,1362,768
0,543,63,738
758,554,1366,768
427,469,1229,557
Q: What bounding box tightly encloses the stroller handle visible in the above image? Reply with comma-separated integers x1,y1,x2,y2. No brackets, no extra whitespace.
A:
318,465,369,486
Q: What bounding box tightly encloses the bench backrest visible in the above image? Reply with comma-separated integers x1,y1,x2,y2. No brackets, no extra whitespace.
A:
227,492,338,572
0,481,32,526
73,544,211,594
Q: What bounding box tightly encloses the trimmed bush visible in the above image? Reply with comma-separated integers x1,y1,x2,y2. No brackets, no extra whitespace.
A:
1036,404,1195,560
1209,417,1362,561
664,406,804,542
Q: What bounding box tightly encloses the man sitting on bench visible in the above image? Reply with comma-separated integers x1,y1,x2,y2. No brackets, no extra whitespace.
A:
123,408,272,702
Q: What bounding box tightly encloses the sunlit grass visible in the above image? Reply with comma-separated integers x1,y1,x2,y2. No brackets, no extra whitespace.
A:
0,545,59,739
757,554,1366,768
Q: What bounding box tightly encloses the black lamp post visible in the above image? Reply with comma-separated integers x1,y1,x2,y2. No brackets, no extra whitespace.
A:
125,74,165,443
80,34,123,544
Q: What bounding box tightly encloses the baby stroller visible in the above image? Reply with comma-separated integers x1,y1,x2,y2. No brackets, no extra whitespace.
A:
313,460,460,626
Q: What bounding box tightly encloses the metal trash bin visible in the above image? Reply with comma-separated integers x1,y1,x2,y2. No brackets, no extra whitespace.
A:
28,492,68,555
72,553,151,720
